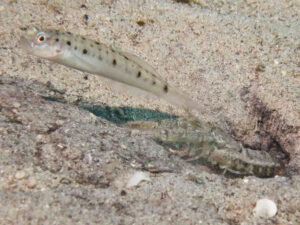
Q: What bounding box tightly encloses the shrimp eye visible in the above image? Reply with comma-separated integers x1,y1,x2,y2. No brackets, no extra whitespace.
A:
37,33,46,43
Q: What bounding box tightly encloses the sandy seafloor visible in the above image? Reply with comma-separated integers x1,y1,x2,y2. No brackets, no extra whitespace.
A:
0,0,299,224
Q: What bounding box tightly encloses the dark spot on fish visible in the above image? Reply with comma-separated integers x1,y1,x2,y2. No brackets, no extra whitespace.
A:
111,49,115,53
98,55,102,60
83,49,88,54
55,38,59,42
74,46,78,50
83,14,89,25
82,37,86,40
137,71,141,78
66,41,71,46
152,80,156,85
95,41,100,45
124,56,129,60
163,85,168,93
112,59,117,66
67,31,72,35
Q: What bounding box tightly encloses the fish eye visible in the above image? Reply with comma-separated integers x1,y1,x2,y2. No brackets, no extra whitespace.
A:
36,33,47,43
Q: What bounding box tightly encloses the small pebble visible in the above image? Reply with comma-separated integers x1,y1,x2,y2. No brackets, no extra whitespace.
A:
120,144,127,149
136,20,145,26
255,64,266,72
57,143,65,149
26,178,37,189
55,14,63,20
130,129,140,136
15,170,27,180
126,171,151,188
56,120,64,126
281,70,287,77
36,134,44,141
253,198,277,218
13,102,21,108
293,70,300,78
243,178,249,183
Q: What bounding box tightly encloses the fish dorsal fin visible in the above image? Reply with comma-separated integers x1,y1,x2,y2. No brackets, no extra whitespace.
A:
116,48,161,77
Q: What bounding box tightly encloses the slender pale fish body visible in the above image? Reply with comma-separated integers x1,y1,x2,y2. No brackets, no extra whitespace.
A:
20,27,201,112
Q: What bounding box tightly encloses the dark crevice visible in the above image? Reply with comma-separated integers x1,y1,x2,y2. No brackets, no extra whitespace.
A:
237,87,296,168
